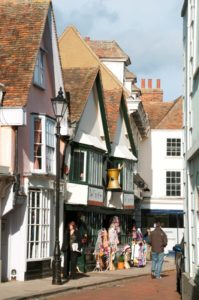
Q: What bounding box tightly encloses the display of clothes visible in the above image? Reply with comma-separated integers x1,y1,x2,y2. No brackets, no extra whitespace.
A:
94,228,110,271
93,219,147,272
131,240,146,267
108,216,120,271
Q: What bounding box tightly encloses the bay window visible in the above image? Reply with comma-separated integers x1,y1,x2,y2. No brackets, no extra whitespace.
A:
32,115,55,174
70,145,103,186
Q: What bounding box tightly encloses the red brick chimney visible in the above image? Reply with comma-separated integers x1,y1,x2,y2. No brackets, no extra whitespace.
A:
141,79,145,88
140,78,163,102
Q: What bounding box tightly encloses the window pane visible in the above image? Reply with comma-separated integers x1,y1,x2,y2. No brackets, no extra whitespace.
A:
166,138,181,156
33,50,45,87
34,118,42,170
27,190,51,260
166,171,181,197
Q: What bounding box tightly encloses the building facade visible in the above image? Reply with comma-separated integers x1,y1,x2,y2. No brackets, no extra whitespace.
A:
86,38,150,228
139,79,184,252
0,0,68,281
182,0,199,298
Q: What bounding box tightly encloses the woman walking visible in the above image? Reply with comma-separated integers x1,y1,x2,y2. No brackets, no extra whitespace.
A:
62,221,82,279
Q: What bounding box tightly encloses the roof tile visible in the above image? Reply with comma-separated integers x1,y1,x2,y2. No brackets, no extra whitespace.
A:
0,0,50,107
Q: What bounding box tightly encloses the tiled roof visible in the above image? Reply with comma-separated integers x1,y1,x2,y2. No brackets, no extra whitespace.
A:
143,101,174,129
103,89,123,142
59,26,127,142
62,67,99,123
156,97,183,129
143,96,183,129
86,39,131,65
125,68,137,80
0,0,50,107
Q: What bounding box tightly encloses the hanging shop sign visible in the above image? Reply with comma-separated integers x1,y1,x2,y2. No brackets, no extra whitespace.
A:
123,193,134,209
88,186,104,206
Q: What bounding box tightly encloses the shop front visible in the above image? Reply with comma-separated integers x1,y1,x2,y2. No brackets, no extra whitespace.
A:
63,203,134,272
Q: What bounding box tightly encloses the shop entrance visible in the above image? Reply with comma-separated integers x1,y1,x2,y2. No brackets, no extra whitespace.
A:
63,205,134,272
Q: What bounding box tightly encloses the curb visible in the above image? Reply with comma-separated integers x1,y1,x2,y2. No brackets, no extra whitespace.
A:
9,268,176,300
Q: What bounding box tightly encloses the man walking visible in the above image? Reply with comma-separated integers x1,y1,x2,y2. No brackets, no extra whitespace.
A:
149,220,168,279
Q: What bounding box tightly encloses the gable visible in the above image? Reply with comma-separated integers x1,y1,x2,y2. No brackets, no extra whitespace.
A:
74,83,107,151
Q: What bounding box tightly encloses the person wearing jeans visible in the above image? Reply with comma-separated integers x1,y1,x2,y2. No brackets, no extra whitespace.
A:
149,220,168,279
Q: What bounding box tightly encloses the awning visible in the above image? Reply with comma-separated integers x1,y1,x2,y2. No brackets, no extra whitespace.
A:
111,144,137,161
74,132,107,151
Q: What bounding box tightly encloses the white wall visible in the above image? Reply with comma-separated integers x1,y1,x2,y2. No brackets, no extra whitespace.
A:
74,84,106,149
102,60,124,84
140,129,184,205
124,80,132,93
66,183,88,205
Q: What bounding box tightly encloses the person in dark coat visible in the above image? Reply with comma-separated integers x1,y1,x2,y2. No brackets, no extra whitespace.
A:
62,221,82,279
149,220,168,279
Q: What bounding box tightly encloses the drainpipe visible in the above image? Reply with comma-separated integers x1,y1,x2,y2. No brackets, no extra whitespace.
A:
185,2,193,277
13,126,20,204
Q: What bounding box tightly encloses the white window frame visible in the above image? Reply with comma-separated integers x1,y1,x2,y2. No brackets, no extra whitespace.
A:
166,138,181,157
72,148,87,183
166,171,181,197
33,49,45,88
31,115,55,174
27,189,51,261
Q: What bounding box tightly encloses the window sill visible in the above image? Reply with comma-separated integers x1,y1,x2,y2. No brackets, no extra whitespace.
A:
33,82,45,91
26,257,51,262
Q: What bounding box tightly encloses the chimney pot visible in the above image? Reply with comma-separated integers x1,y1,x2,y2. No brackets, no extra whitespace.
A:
148,79,152,88
157,79,161,89
141,79,145,89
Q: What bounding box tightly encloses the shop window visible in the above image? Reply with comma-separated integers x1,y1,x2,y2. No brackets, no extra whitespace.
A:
33,49,45,88
166,171,181,196
27,190,51,260
32,115,55,174
166,138,181,156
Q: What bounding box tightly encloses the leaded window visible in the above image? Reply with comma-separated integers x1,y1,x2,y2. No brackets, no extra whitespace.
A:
166,171,181,197
166,138,181,156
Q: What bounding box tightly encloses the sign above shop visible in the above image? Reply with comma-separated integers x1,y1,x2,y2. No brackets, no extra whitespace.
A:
88,187,104,206
123,193,134,209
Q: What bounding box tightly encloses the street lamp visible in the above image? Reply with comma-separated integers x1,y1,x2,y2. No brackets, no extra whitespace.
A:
51,87,70,285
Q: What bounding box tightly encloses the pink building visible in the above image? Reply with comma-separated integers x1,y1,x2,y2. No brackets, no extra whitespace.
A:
0,0,68,281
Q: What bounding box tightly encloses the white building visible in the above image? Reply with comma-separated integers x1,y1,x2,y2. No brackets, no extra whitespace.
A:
139,79,184,252
182,0,199,298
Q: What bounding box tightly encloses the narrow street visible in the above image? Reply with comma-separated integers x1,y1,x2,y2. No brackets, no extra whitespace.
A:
50,271,180,300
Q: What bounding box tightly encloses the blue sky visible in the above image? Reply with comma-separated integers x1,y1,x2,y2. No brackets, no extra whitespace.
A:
52,0,184,101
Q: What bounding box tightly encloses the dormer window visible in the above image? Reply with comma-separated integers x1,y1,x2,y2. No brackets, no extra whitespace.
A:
33,49,45,88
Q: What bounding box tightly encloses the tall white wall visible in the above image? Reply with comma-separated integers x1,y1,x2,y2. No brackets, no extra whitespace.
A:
140,129,184,210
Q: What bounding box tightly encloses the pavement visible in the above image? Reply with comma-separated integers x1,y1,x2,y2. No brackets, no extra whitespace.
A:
0,257,176,300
